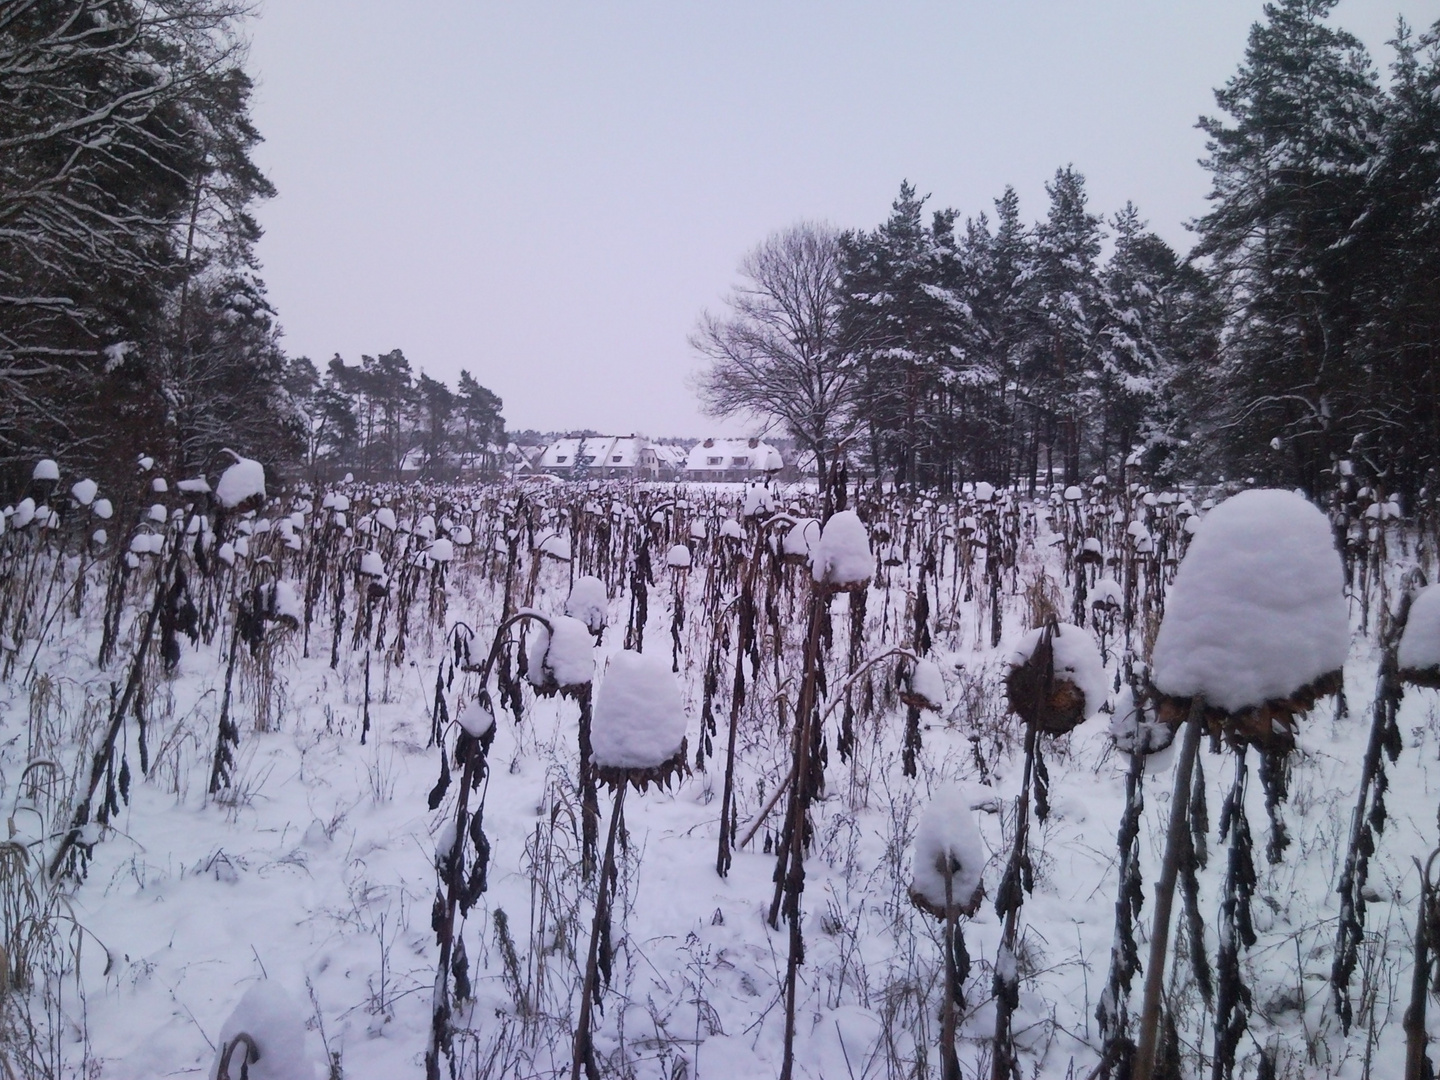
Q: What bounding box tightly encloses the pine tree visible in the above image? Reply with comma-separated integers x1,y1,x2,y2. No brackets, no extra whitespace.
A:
1028,166,1105,486
1195,0,1382,492
364,349,415,480
1349,17,1440,499
416,373,456,478
844,182,979,490
159,64,298,474
973,187,1039,488
456,370,505,476
0,0,288,484
1095,204,1222,482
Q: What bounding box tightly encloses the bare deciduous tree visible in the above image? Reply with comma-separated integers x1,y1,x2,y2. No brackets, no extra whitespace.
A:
691,222,861,485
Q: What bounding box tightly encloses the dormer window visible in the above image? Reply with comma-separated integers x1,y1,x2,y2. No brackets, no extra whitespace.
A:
555,455,568,463
612,455,623,463
732,456,749,467
707,456,723,466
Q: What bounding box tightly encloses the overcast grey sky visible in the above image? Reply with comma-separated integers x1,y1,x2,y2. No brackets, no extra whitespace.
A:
246,1,1431,438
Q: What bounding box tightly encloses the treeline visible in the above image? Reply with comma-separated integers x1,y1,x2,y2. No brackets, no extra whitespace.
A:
698,1,1440,500
284,351,505,482
0,0,304,491
840,174,1216,492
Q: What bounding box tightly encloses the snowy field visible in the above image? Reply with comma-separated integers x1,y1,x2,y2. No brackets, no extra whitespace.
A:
2,465,1436,1080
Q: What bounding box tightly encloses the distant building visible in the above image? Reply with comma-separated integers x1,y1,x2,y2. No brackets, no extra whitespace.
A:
505,442,546,476
537,435,672,480
651,443,688,479
685,438,784,482
395,442,514,479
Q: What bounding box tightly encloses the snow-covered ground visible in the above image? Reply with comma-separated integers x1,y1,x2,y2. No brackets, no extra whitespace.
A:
1,473,1435,1079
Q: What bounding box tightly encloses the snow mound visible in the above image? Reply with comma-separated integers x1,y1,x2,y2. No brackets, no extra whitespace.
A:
71,479,97,506
267,581,303,626
536,530,571,561
1398,585,1440,676
178,476,210,494
592,650,687,770
456,698,495,738
1090,578,1123,609
566,576,609,634
358,551,385,578
812,511,872,590
782,518,820,561
528,615,595,690
32,459,59,482
216,456,266,509
428,538,454,564
1108,683,1174,754
1151,489,1348,713
665,543,692,569
741,484,773,518
1006,622,1108,718
906,658,946,711
210,981,313,1080
909,784,985,915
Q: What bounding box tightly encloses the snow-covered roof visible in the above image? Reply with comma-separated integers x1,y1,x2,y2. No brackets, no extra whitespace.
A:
685,438,783,473
605,437,647,469
505,442,545,463
539,436,664,470
540,437,615,469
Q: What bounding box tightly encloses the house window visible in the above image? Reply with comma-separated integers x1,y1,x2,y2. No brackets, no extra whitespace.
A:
732,456,749,467
707,456,723,466
612,455,623,463
580,456,595,465
555,455,568,463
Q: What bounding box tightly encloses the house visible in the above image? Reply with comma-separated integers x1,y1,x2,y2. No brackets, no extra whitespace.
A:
397,443,510,480
651,443,688,480
538,436,669,480
503,442,545,476
684,438,784,482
